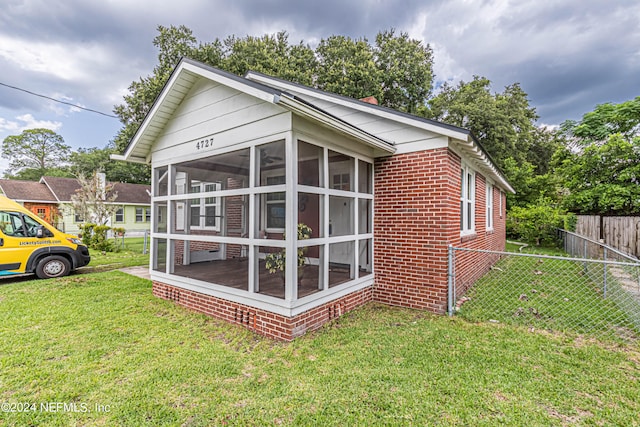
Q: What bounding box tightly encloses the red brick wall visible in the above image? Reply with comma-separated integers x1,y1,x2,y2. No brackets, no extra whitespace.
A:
153,281,373,341
373,147,506,314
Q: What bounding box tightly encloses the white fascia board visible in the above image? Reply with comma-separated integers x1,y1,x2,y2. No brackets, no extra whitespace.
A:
456,137,515,193
181,62,276,104
12,199,57,204
110,153,147,164
120,62,282,164
276,95,396,155
247,71,470,141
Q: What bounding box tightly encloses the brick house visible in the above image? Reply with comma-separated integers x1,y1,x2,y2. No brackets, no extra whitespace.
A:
0,177,151,235
114,58,513,340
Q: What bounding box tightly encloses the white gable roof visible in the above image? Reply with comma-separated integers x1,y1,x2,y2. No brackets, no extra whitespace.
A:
114,58,395,164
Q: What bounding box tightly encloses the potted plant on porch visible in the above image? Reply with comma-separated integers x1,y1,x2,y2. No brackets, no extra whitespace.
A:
265,223,312,283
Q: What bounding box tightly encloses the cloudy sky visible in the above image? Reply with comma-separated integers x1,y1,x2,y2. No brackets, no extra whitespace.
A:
1,0,639,176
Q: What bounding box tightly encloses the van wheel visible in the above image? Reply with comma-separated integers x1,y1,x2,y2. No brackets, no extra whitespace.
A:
36,256,71,279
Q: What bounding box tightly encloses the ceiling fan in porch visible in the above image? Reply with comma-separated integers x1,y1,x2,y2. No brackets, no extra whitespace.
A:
240,149,283,165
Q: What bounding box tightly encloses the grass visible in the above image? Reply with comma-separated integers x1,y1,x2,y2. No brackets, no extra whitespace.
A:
506,241,566,256
459,242,640,340
1,272,639,426
80,237,149,270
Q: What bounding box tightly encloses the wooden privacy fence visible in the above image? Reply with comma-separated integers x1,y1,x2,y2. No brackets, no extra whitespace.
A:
576,215,640,259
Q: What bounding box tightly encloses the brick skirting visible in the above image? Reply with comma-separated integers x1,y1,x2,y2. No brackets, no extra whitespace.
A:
152,281,374,341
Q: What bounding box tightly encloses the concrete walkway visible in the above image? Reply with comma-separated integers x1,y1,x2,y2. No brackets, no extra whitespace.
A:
119,266,151,280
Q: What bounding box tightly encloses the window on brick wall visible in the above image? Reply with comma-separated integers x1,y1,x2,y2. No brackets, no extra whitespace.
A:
460,164,475,234
486,183,493,230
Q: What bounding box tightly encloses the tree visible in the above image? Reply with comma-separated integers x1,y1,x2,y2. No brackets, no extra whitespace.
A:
555,134,640,215
1,128,71,179
112,26,436,154
222,31,316,84
69,146,150,184
426,76,538,169
555,97,640,215
70,172,119,225
561,96,640,145
315,35,382,101
375,29,434,113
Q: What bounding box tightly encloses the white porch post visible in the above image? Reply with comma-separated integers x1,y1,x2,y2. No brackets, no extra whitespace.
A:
167,165,175,274
322,146,330,291
285,132,297,301
248,144,257,293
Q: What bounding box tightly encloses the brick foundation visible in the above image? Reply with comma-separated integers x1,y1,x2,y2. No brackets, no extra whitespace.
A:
153,281,374,341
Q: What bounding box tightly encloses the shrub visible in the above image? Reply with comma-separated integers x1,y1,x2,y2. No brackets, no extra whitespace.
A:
92,225,114,252
78,223,118,252
507,199,576,246
78,223,96,247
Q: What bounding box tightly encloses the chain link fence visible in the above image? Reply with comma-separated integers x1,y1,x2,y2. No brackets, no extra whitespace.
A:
449,232,640,341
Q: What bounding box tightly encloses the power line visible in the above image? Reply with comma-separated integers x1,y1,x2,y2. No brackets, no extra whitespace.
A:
0,81,119,119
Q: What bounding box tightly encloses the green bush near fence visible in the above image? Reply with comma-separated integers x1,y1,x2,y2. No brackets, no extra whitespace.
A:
506,199,576,246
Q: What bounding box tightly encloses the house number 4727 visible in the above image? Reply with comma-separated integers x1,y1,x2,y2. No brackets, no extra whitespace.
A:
196,137,214,150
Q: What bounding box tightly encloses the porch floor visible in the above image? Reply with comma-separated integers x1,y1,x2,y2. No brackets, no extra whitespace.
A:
172,259,359,299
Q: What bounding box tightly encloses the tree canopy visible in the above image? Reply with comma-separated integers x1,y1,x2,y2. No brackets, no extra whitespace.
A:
69,146,150,184
561,96,640,145
425,76,539,170
555,97,640,215
1,128,71,179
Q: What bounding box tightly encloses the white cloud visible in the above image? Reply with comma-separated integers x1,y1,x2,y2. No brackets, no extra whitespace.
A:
0,114,62,134
0,35,107,82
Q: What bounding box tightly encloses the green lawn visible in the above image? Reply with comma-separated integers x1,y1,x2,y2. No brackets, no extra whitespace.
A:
1,272,639,426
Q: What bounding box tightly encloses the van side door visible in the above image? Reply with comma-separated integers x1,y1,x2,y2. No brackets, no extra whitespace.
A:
0,210,43,275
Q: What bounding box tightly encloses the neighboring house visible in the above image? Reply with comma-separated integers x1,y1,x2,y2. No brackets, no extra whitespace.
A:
0,177,151,235
114,58,514,340
0,179,59,224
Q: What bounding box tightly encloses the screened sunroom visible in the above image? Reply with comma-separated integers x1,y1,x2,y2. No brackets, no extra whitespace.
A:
150,136,376,310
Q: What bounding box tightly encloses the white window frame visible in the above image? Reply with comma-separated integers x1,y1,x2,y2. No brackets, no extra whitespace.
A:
460,163,475,235
262,173,286,233
189,181,222,231
115,207,124,223
486,183,493,231
135,207,152,223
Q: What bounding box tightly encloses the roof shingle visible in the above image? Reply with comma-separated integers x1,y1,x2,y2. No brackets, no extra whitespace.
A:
0,179,56,202
0,177,150,205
